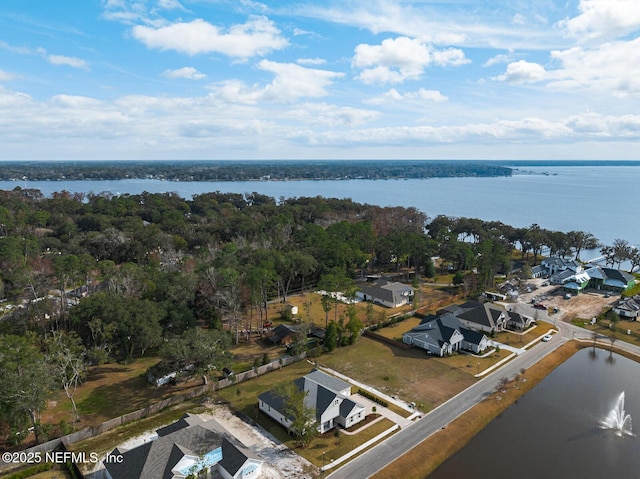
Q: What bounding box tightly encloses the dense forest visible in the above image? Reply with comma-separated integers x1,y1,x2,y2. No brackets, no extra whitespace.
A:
0,160,512,181
1,186,637,445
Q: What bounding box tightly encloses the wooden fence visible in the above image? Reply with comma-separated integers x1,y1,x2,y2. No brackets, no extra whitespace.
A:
0,352,309,473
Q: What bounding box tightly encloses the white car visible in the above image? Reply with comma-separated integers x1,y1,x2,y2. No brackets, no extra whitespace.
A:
541,334,552,342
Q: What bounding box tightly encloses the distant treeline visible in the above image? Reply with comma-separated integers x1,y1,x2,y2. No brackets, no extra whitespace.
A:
0,160,512,181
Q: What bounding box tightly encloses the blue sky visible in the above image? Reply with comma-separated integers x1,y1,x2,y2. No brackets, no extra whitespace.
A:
1,0,640,160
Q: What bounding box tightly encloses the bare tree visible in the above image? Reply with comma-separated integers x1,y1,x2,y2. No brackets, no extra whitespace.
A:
44,331,87,422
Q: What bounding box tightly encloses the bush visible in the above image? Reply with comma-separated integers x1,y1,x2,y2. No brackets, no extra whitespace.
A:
358,388,388,407
5,463,53,479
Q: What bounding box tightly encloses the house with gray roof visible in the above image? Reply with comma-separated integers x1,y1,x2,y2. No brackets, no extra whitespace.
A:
356,279,413,308
507,310,535,331
531,257,636,295
612,295,640,319
258,369,365,434
104,413,262,479
402,313,489,356
456,302,507,334
586,266,636,293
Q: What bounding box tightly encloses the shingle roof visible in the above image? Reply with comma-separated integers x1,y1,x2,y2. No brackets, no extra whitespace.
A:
457,303,504,329
106,424,223,479
305,368,350,393
218,438,257,476
105,414,260,479
339,397,362,418
315,384,338,420
358,280,413,305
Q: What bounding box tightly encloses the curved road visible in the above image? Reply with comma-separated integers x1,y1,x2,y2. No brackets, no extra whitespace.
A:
328,307,640,479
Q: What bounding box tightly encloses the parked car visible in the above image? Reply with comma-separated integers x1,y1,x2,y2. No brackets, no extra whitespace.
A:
534,303,547,310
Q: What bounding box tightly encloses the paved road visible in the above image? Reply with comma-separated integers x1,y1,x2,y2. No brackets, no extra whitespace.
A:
328,306,638,479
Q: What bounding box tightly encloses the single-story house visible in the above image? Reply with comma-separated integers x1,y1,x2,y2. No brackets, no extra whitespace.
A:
507,311,535,331
356,279,413,308
268,324,300,346
403,313,489,356
258,369,365,434
456,302,507,334
612,295,640,319
104,413,262,479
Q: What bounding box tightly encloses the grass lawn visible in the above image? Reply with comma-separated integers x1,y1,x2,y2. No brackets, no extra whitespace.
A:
571,317,640,348
40,356,204,435
214,360,397,467
316,337,476,412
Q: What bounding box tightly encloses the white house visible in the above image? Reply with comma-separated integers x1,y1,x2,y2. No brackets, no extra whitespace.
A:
612,295,640,320
104,414,262,479
356,279,413,308
403,314,489,356
258,369,365,434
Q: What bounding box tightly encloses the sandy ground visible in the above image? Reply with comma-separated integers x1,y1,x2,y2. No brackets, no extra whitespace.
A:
513,277,618,322
85,402,317,479
198,403,317,479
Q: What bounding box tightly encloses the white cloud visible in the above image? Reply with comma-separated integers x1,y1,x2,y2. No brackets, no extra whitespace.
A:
0,69,16,81
512,14,527,26
494,60,546,83
132,16,288,58
156,0,185,10
258,60,344,102
352,37,468,85
432,48,469,67
47,54,90,70
207,61,344,103
297,57,326,66
483,53,515,67
559,0,640,41
287,103,379,127
162,67,206,80
366,88,447,104
547,38,640,96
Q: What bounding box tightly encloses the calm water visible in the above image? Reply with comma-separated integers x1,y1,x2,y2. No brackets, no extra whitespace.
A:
428,348,640,479
1,165,638,246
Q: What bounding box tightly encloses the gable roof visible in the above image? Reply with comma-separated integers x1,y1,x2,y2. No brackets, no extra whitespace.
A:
268,324,299,344
304,368,350,392
457,303,504,329
105,414,259,479
358,280,413,304
614,296,640,312
405,313,487,348
107,424,223,479
218,438,259,476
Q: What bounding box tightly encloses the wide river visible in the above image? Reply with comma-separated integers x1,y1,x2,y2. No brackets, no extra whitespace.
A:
1,165,638,247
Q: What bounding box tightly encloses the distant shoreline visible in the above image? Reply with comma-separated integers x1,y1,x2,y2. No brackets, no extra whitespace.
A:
1,159,639,183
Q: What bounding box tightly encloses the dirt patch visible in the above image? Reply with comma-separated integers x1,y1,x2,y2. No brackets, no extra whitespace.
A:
81,404,316,479
515,278,618,323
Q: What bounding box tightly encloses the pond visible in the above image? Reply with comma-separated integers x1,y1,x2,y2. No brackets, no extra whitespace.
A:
428,348,640,478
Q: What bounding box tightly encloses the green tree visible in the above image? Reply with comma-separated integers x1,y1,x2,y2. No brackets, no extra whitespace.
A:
160,328,232,384
452,271,465,286
273,382,318,447
0,334,52,444
324,321,339,352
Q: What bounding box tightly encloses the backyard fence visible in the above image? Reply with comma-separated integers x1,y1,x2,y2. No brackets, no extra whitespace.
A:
0,351,310,473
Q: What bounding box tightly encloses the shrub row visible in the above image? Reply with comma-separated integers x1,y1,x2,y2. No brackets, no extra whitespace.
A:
358,388,388,407
5,463,52,479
